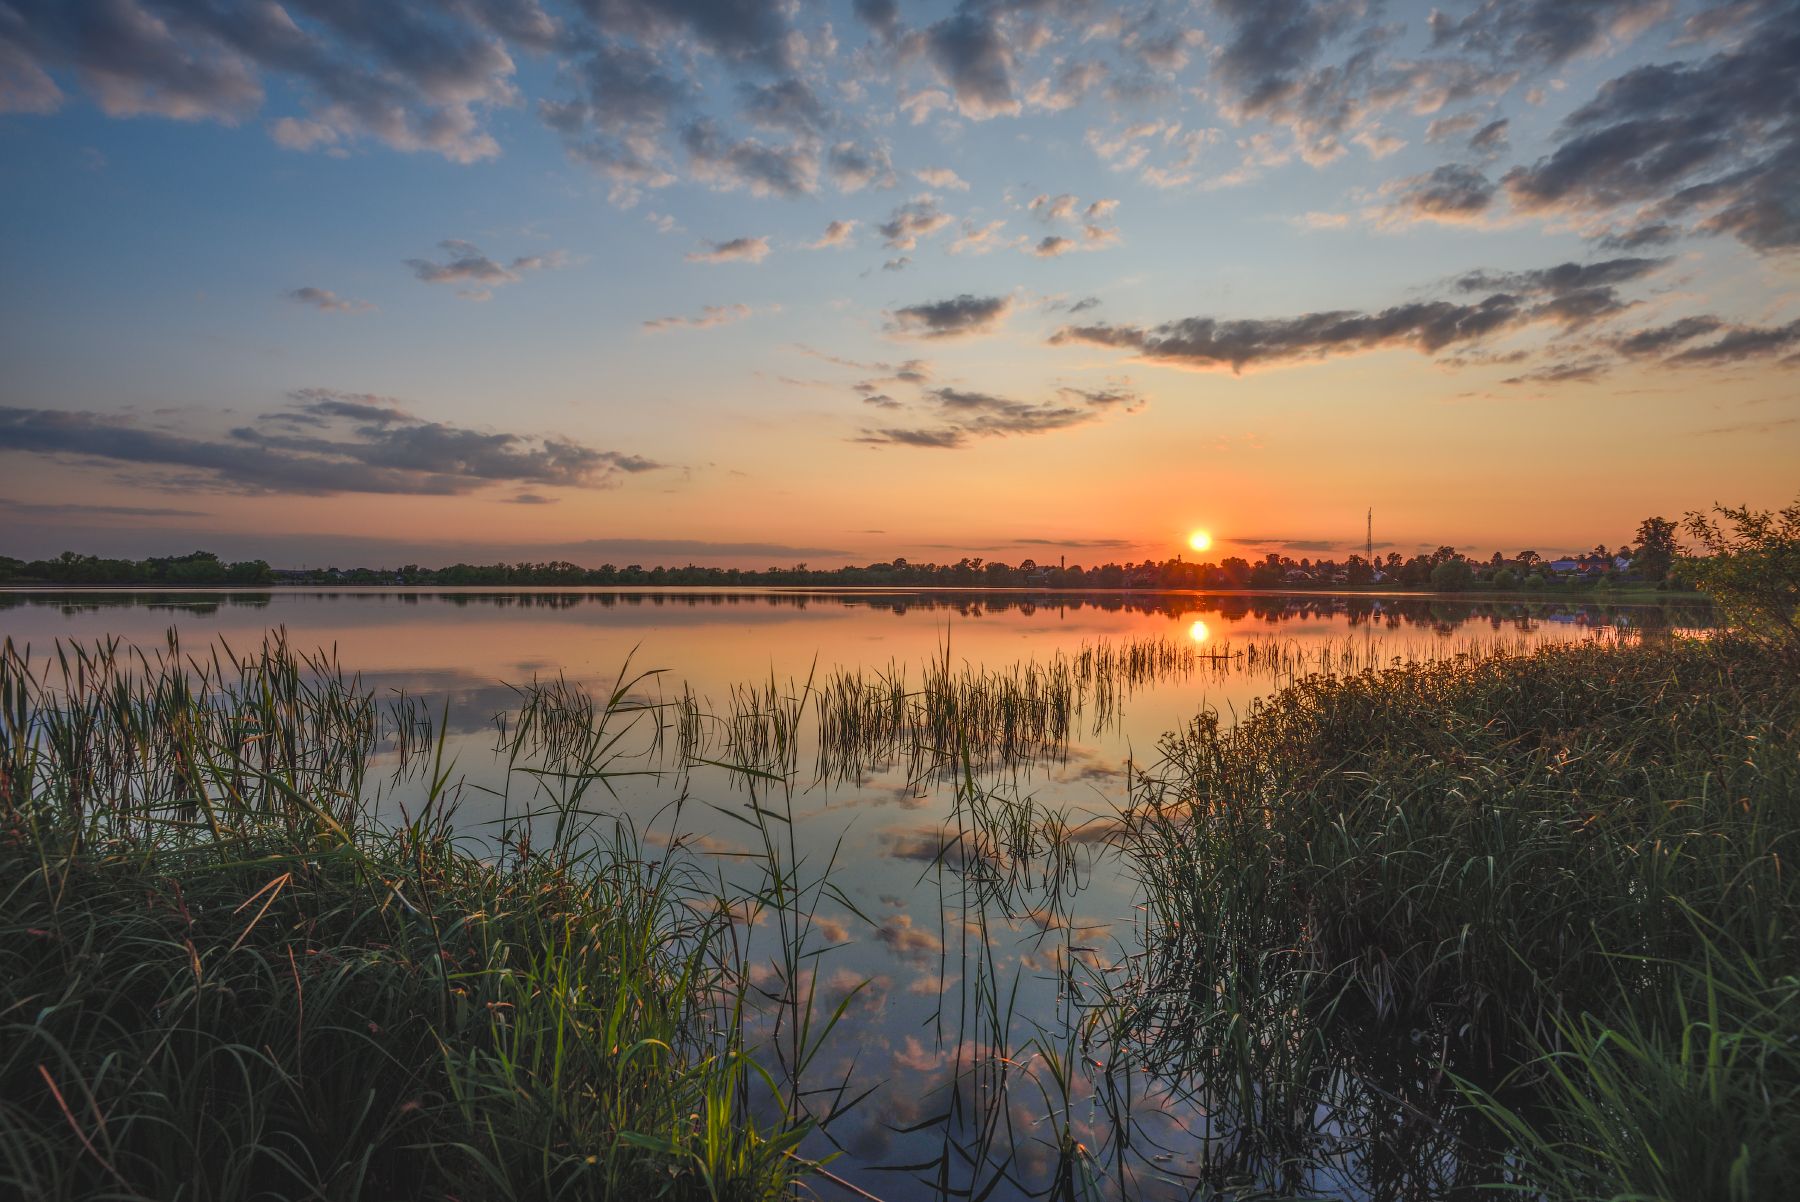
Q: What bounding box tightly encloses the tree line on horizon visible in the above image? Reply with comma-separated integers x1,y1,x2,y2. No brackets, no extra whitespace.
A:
0,518,1693,592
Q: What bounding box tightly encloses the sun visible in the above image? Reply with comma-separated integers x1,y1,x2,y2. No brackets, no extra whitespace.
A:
1188,619,1210,644
1188,530,1213,553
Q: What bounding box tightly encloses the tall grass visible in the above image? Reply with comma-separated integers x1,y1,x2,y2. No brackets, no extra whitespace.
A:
0,633,835,1201
1108,634,1799,1199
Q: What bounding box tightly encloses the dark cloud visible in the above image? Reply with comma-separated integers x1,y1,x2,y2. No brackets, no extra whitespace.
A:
404,239,565,299
922,8,1018,118
1451,257,1666,295
685,235,771,263
1613,316,1725,357
1429,0,1670,69
1033,235,1075,257
1501,357,1612,385
286,286,374,313
853,0,901,39
509,492,558,504
1666,319,1800,365
583,0,798,72
857,384,1145,448
0,391,659,497
1386,163,1496,223
827,140,896,192
1052,258,1667,374
887,293,1011,339
878,195,953,249
0,0,529,162
1596,222,1682,250
680,118,817,196
1502,6,1800,252
738,77,828,135
1470,117,1509,154
1211,0,1352,118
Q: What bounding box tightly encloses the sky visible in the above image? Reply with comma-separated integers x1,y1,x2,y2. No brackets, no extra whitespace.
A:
0,0,1796,569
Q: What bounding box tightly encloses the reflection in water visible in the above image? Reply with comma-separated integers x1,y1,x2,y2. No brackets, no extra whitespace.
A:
0,590,1719,1199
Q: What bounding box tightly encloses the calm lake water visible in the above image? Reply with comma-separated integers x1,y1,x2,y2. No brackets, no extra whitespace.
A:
1,588,1718,1200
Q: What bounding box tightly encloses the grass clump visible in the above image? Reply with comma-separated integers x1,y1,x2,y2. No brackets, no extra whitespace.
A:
1118,634,1800,1199
0,635,821,1202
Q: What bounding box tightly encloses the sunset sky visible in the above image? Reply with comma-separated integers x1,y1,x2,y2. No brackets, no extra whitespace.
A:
1,0,1796,567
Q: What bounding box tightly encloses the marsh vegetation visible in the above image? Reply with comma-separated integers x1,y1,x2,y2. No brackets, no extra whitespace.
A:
0,561,1789,1200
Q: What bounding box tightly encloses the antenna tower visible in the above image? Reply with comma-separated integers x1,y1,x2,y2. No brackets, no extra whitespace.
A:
1366,508,1373,562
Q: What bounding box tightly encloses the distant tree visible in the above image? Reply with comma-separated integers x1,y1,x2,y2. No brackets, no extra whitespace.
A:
1492,567,1518,589
1516,550,1541,569
1430,558,1474,592
1632,516,1681,581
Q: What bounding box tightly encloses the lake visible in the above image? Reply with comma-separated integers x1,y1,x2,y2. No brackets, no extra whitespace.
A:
0,588,1718,1200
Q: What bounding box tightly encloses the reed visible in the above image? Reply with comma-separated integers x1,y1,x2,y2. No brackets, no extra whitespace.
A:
0,632,836,1201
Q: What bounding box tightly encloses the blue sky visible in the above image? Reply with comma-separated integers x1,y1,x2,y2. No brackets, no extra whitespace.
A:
1,0,1796,566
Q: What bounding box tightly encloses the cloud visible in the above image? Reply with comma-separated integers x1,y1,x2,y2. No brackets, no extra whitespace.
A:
404,240,565,299
827,139,895,192
1665,319,1800,365
1501,357,1612,385
948,219,1011,255
1501,6,1800,253
0,497,206,519
1026,59,1106,112
914,166,968,190
852,0,901,40
878,195,953,249
738,77,828,135
922,8,1018,118
1383,164,1497,224
1429,0,1672,69
0,390,659,497
1030,193,1079,222
681,118,818,197
1033,235,1075,257
1010,536,1135,549
509,492,558,505
285,286,374,314
1612,316,1725,357
1051,257,1668,374
585,0,799,73
1469,117,1510,155
641,303,753,333
0,0,526,162
686,235,770,264
808,219,857,249
857,384,1145,448
887,294,1011,340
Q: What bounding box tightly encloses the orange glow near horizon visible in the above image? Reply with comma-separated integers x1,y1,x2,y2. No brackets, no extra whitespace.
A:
1188,530,1213,553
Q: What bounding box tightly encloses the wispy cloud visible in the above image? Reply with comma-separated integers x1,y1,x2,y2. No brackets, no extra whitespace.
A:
686,235,771,264
285,286,374,313
642,303,754,333
404,240,567,300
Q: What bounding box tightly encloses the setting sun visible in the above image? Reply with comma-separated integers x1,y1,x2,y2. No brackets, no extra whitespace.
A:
1188,530,1213,553
1188,619,1210,644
